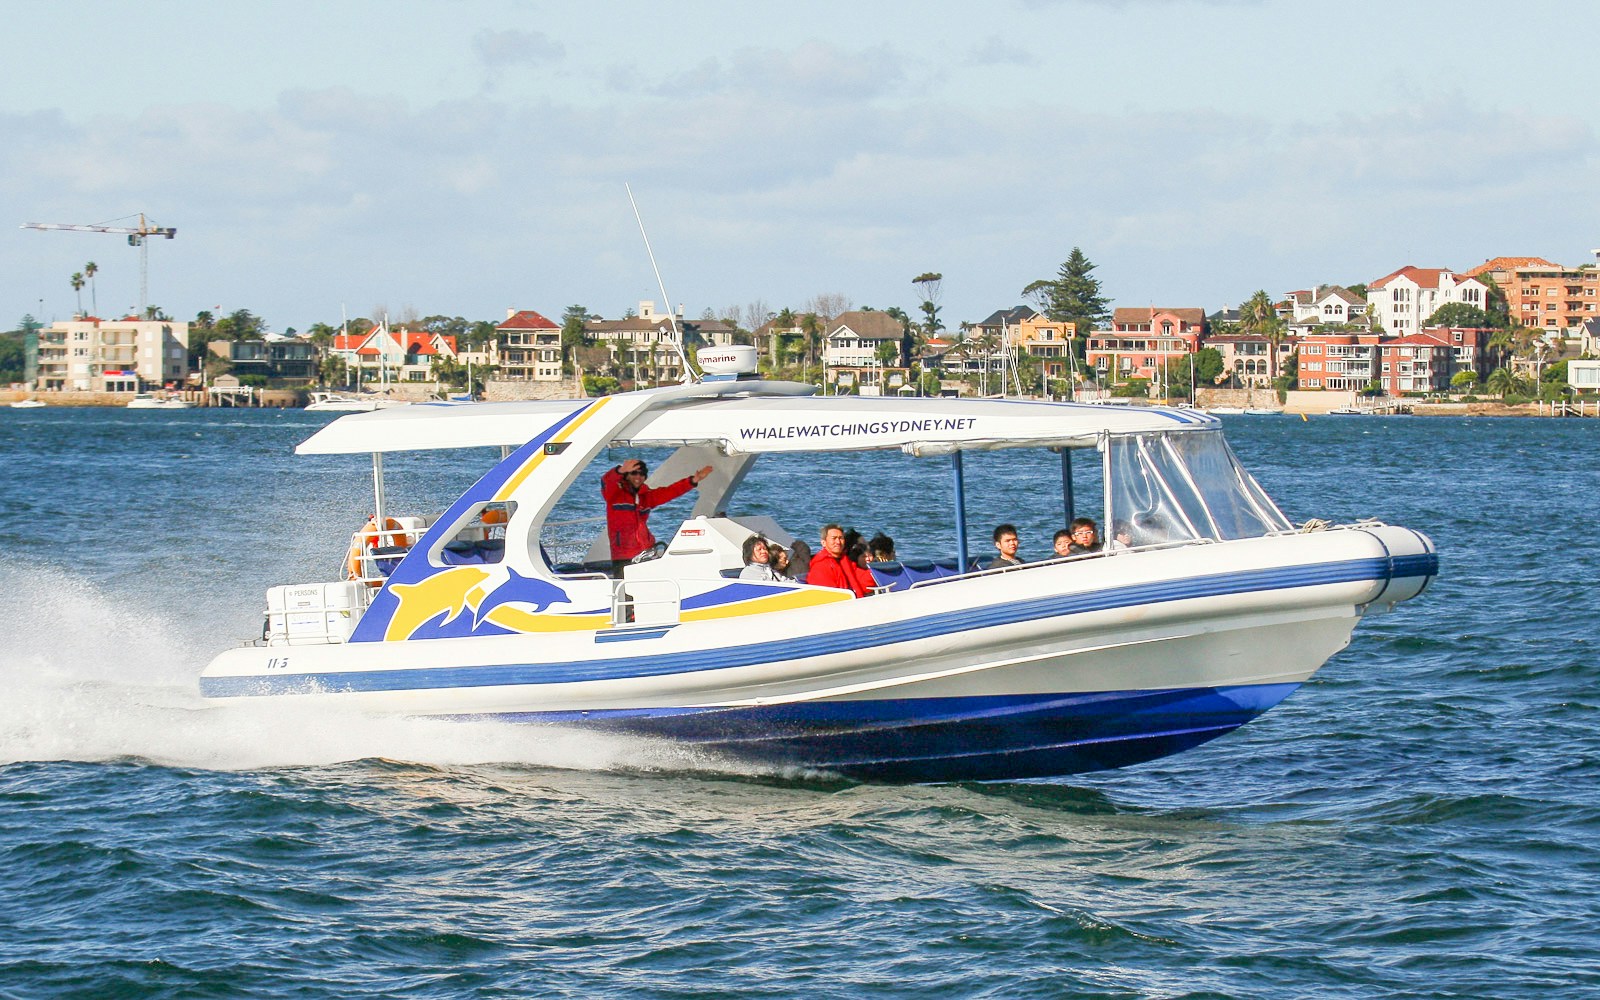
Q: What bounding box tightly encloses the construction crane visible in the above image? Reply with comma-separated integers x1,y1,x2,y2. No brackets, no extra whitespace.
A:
21,213,177,317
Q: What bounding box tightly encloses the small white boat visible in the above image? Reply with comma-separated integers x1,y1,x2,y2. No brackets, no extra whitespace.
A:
1205,405,1246,415
127,393,191,409
305,391,411,412
200,346,1435,782
1243,407,1280,416
10,399,46,409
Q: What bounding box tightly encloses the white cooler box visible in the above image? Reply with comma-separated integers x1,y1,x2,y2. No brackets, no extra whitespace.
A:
266,581,369,645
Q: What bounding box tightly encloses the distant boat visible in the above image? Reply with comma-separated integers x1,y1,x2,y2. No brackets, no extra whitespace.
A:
305,391,410,412
127,393,191,410
1328,406,1367,416
10,399,46,409
1206,406,1246,415
1243,407,1280,416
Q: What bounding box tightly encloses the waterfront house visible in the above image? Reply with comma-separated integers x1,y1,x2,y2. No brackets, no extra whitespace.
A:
1013,314,1080,381
1419,326,1496,378
1377,334,1454,395
1366,266,1488,335
496,309,563,382
1296,332,1380,390
1285,286,1370,335
1086,307,1206,383
1204,333,1285,388
208,336,319,382
330,325,459,384
824,310,908,394
587,302,693,385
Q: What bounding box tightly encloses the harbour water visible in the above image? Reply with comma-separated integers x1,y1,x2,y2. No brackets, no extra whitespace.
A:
1,407,1596,997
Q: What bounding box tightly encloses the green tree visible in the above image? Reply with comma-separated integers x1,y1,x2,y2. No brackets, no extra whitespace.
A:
912,272,944,337
1450,369,1479,390
1425,302,1489,328
84,261,99,316
1194,346,1225,386
70,272,85,315
1022,248,1112,330
1479,275,1511,328
560,304,593,374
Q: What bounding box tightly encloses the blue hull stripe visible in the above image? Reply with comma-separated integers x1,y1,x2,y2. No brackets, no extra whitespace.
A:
464,683,1302,782
202,553,1431,698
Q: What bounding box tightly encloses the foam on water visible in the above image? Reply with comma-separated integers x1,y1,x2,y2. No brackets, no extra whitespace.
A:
0,565,737,775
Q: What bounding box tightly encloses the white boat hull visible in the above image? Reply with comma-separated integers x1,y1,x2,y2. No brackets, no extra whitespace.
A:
201,526,1435,781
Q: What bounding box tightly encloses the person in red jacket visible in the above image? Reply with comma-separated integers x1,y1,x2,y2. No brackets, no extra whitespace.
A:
808,523,875,598
602,457,713,573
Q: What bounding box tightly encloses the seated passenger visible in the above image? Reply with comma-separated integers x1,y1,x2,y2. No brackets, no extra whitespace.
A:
1106,521,1134,552
739,535,779,581
1053,529,1074,559
809,523,875,597
848,538,872,569
1067,517,1102,555
786,540,812,583
768,542,791,580
868,533,896,562
984,523,1024,569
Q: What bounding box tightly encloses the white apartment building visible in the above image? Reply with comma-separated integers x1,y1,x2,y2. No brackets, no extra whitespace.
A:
1366,266,1487,335
34,317,189,391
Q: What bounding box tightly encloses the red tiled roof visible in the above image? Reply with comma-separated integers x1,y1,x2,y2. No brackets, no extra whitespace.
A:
498,310,559,331
1369,265,1480,290
1465,256,1559,277
1111,307,1207,325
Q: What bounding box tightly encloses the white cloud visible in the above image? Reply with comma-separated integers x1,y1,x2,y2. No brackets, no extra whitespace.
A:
2,82,1594,332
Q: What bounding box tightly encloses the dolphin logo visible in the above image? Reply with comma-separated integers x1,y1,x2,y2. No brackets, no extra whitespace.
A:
384,566,495,641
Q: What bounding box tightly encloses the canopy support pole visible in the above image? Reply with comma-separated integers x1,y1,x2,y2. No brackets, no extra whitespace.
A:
952,451,968,568
372,452,386,523
1061,449,1074,525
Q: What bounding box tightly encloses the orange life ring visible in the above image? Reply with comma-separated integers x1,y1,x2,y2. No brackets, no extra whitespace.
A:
348,516,410,582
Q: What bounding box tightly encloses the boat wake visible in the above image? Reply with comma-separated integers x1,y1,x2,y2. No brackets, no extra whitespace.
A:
0,567,746,776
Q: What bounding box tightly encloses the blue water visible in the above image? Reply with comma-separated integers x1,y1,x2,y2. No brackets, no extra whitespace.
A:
1,407,1596,997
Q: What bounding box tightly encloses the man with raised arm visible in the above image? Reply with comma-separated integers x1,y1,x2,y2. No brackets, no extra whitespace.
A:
601,457,713,574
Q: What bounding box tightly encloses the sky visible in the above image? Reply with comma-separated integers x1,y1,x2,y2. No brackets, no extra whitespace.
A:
3,0,1597,333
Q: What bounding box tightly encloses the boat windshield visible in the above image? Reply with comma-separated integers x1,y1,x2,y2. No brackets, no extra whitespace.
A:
1106,430,1289,545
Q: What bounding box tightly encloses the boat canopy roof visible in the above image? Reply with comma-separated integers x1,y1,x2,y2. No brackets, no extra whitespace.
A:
295,388,1218,457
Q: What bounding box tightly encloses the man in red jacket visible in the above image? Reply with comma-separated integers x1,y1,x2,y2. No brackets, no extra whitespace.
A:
602,457,714,573
808,523,875,598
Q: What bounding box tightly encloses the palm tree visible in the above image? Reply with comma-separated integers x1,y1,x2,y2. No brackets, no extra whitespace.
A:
1486,366,1529,399
1238,290,1285,382
69,272,85,315
799,312,823,374
84,261,98,316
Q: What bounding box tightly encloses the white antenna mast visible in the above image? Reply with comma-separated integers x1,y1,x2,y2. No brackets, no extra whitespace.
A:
625,183,697,384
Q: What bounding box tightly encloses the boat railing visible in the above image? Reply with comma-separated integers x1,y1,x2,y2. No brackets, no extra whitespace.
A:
611,578,681,627
902,537,1210,590
344,520,426,584
262,583,373,646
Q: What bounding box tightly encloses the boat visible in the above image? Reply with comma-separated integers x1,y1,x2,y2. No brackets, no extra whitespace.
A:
1243,407,1280,416
127,393,191,409
10,399,46,408
1204,405,1246,415
199,346,1436,783
305,391,410,412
